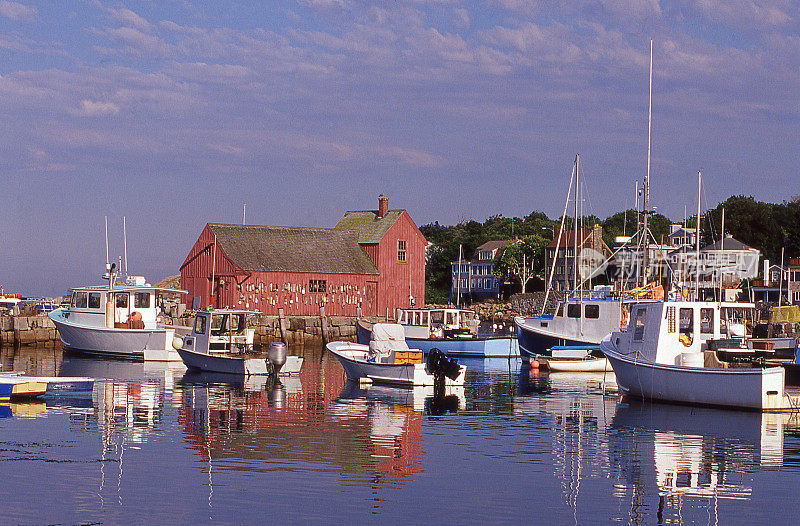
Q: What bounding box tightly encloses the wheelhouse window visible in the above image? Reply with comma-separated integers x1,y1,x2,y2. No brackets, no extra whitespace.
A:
309,279,326,293
567,303,581,318
431,310,444,324
194,315,207,335
679,308,693,336
88,293,101,309
700,308,714,334
585,304,599,319
446,312,455,325
134,292,150,309
633,308,646,341
398,240,407,262
115,293,129,308
421,311,428,325
75,292,88,309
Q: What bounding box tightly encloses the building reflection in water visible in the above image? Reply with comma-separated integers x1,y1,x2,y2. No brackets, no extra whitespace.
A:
177,352,464,500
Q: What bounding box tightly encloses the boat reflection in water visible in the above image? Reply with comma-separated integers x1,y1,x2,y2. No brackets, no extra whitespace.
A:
330,382,464,479
515,368,620,513
608,400,798,524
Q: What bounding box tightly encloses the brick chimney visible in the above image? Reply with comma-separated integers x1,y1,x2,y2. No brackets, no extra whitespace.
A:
378,194,389,218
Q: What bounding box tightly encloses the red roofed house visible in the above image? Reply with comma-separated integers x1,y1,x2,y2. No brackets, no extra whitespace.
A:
179,196,426,317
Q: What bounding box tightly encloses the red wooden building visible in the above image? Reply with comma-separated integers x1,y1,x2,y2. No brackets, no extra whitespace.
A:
180,196,427,317
334,195,427,317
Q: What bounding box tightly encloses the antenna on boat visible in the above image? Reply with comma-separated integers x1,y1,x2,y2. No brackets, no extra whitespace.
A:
641,38,653,289
123,215,129,277
104,215,111,279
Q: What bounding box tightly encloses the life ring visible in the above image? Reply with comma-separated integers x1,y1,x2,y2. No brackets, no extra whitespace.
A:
429,332,437,339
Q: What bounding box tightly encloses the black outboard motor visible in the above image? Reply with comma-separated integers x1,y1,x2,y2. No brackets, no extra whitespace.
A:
426,348,461,380
426,348,461,398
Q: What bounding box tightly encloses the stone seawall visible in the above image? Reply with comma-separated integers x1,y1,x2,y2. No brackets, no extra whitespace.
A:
0,314,58,346
0,312,373,349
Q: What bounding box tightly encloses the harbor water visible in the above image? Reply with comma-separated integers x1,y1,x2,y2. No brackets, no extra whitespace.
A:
2,344,800,524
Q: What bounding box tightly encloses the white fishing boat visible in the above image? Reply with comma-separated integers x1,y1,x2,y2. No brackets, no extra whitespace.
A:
49,276,187,361
327,323,466,386
600,300,799,411
537,345,613,373
176,309,302,376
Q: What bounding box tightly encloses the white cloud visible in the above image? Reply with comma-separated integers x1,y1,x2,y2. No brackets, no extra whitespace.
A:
78,100,120,117
0,1,36,21
107,7,151,31
692,0,793,28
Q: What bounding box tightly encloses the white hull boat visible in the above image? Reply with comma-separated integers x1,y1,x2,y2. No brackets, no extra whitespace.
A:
327,342,465,386
178,348,302,376
49,272,186,360
601,300,799,411
176,309,300,376
51,308,177,359
539,355,612,373
602,343,786,410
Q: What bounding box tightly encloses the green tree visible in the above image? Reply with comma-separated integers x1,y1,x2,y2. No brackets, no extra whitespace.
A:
494,236,549,293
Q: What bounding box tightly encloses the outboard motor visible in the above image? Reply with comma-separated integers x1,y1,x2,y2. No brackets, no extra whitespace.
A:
268,341,287,375
426,348,461,398
426,348,461,380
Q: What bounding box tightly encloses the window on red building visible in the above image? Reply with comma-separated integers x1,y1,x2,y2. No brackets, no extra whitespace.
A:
398,240,407,262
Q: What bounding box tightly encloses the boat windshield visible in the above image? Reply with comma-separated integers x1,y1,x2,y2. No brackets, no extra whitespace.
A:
430,310,444,324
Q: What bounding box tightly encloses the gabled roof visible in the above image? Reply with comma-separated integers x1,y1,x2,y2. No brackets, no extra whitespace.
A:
668,227,694,238
547,229,594,249
207,224,379,275
334,209,404,244
475,240,514,253
471,240,514,262
702,236,755,252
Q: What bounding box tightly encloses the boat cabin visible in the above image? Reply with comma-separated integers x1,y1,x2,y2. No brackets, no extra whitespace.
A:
613,301,756,366
63,285,185,330
181,309,255,354
396,308,479,338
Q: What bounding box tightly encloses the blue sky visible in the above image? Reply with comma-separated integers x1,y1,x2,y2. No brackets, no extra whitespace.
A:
1,1,799,296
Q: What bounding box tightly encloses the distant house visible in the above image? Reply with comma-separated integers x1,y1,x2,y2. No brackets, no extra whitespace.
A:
180,196,427,317
667,224,696,248
334,195,427,317
450,240,514,302
753,258,800,305
545,225,611,291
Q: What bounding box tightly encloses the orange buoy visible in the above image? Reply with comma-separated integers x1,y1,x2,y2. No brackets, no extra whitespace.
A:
530,360,540,369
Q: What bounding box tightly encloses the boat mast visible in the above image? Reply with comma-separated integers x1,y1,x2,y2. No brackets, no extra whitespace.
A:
574,153,579,297
642,38,653,289
719,207,725,302
695,171,701,300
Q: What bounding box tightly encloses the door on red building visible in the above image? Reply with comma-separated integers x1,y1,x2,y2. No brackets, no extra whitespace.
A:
365,282,377,316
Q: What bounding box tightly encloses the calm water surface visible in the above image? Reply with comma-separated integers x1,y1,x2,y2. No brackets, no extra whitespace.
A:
1,344,800,524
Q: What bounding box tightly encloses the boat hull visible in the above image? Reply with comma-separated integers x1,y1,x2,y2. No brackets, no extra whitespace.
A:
602,342,788,411
515,318,593,358
538,356,613,373
178,349,271,375
50,309,174,360
357,319,517,357
326,342,466,386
